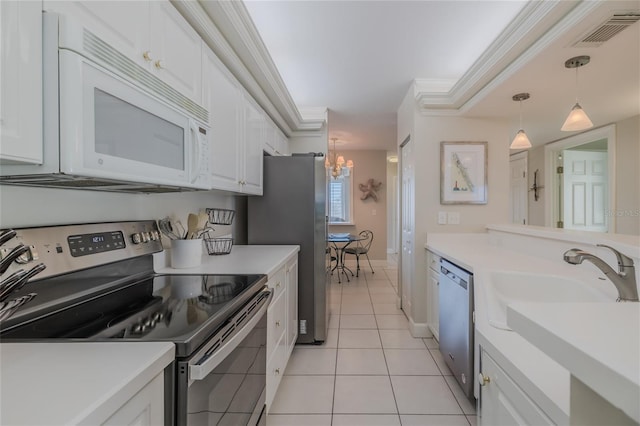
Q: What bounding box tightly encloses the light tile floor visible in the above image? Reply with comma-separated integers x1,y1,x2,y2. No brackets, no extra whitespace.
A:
268,259,477,426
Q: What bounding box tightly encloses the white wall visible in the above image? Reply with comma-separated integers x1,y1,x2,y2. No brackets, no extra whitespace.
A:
614,115,640,235
397,88,510,328
0,186,238,244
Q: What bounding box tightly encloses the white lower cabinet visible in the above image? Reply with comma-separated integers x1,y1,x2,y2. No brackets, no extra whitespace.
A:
479,347,554,426
265,254,299,411
285,257,298,355
93,372,164,426
426,250,440,339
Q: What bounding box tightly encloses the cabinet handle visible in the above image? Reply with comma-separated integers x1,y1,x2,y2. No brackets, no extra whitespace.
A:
275,321,281,327
276,282,281,288
154,60,164,69
478,373,490,386
142,51,153,62
274,368,280,375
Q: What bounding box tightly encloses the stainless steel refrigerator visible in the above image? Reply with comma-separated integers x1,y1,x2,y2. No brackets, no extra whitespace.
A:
247,154,329,344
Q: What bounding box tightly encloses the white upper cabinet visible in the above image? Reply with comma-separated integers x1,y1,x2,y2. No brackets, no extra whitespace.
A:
149,2,202,104
263,116,289,156
0,0,43,165
44,1,150,68
203,45,263,195
45,0,202,105
242,95,264,195
203,44,242,192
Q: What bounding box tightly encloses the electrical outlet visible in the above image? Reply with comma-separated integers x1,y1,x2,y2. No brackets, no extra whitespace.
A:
438,211,447,225
447,212,460,225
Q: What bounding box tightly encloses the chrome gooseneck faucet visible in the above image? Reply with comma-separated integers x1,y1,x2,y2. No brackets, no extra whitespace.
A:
563,244,638,302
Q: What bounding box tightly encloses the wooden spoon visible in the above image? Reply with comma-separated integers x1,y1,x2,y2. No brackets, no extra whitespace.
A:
187,213,199,239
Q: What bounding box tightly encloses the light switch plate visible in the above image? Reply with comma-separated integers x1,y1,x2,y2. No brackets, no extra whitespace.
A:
438,211,447,224
447,212,460,225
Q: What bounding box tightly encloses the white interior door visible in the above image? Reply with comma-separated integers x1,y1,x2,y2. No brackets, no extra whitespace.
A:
400,139,414,317
563,150,608,231
509,154,528,225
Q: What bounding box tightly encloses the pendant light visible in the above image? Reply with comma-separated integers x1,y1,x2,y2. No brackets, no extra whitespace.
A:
510,93,532,150
561,56,593,132
327,137,353,178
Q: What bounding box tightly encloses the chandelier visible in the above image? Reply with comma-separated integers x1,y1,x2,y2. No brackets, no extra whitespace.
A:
325,137,353,178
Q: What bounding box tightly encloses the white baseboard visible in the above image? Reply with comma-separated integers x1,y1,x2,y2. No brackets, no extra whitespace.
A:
408,318,432,338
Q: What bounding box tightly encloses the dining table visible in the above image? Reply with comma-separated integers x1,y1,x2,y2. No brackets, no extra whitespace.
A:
327,233,365,283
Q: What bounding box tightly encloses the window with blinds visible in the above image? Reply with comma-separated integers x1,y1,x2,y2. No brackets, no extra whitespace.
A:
328,171,353,224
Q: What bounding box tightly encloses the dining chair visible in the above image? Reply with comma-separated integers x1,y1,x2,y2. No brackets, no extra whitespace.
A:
343,230,374,277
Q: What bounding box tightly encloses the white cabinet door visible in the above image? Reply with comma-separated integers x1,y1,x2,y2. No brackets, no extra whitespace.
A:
150,1,202,104
286,257,298,353
203,45,242,192
49,1,202,104
275,128,289,156
479,348,554,426
43,1,150,69
101,373,164,426
0,0,43,165
427,269,439,339
242,94,264,195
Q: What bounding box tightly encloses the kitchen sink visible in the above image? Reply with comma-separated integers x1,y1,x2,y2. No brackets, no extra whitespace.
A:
483,270,614,330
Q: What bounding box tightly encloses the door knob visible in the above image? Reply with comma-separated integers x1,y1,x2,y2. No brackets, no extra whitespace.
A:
478,373,490,386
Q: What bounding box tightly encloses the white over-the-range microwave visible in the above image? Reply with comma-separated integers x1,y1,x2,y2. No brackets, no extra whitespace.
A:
0,12,211,192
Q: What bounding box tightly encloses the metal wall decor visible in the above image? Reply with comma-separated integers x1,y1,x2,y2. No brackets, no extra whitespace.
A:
529,169,544,201
440,141,488,204
359,178,382,202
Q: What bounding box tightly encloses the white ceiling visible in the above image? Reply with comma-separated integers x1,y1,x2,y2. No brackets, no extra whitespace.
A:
243,0,640,153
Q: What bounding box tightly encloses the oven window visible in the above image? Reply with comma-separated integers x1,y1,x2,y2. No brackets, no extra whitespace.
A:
94,89,185,170
186,314,267,425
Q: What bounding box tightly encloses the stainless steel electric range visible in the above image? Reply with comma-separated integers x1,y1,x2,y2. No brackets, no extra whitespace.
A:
0,221,270,426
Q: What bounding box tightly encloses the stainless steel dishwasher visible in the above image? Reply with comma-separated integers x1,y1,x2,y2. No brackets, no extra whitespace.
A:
439,258,474,400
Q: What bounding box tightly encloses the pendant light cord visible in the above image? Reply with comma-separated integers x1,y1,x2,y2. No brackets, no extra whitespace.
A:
519,99,523,129
574,67,579,103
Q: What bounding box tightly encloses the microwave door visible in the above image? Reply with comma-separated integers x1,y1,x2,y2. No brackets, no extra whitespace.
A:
58,50,202,188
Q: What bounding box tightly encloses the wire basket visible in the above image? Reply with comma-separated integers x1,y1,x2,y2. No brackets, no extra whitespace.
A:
206,208,235,225
204,237,233,255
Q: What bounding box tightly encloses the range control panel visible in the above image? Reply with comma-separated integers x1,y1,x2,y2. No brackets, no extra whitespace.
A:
67,231,126,257
0,221,163,280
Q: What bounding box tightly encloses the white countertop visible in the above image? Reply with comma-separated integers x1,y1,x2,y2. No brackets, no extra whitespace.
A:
507,302,640,423
0,342,174,425
154,245,300,277
425,232,622,423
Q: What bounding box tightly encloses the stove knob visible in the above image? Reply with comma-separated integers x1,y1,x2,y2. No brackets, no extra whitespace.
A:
150,231,160,241
144,318,155,328
153,312,164,322
132,324,143,334
131,233,142,244
141,232,150,243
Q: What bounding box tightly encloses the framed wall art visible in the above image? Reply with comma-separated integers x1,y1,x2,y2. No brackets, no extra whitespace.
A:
440,141,488,204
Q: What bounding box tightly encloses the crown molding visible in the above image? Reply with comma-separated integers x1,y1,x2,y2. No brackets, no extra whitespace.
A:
416,0,595,114
171,0,325,135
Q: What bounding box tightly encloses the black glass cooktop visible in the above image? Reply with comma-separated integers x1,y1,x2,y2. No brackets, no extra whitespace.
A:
0,274,267,357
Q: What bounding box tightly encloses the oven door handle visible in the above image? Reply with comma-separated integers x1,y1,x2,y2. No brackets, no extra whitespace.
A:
189,289,272,381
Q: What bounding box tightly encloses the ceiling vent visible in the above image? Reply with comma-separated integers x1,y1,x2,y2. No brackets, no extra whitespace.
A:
573,12,640,47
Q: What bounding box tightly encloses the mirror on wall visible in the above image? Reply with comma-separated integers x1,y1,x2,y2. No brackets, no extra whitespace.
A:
544,124,622,234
